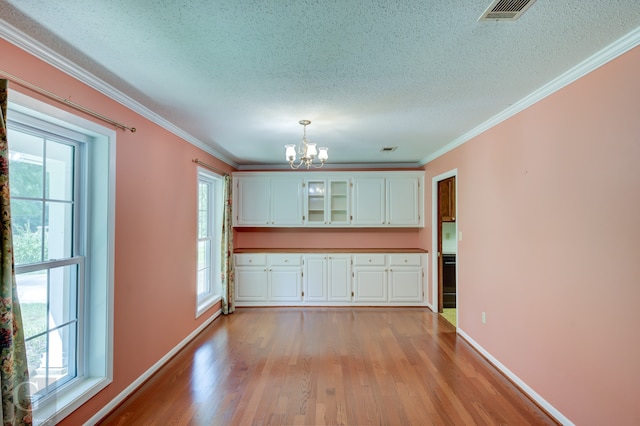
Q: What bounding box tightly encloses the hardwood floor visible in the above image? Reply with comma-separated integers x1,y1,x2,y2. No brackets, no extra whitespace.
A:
99,308,557,425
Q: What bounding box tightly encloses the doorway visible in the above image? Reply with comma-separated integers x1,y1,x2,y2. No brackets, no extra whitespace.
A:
432,171,457,328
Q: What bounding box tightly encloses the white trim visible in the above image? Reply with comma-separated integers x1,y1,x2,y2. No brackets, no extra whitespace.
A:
457,329,574,426
84,308,223,426
431,169,457,313
419,26,640,165
0,18,238,168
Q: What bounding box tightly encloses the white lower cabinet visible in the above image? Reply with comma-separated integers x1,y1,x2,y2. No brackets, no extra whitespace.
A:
235,254,302,305
352,254,387,302
327,255,351,301
304,254,352,303
388,254,424,302
235,252,426,306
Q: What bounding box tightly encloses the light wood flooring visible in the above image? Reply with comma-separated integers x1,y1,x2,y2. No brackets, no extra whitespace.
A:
99,307,557,425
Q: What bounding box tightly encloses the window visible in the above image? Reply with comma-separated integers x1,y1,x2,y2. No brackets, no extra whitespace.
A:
8,93,114,425
9,124,82,398
196,169,222,317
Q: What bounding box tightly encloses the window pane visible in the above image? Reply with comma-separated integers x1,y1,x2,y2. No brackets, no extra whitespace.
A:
49,265,78,326
197,240,210,296
46,323,77,389
198,211,208,239
45,201,73,260
25,334,47,392
8,128,44,199
16,271,47,340
11,199,44,265
45,140,74,201
198,182,209,238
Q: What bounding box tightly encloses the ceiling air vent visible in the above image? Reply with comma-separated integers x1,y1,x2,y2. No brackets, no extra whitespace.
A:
479,0,536,21
380,147,397,152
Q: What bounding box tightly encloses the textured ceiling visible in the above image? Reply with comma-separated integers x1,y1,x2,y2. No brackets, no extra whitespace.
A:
1,1,640,169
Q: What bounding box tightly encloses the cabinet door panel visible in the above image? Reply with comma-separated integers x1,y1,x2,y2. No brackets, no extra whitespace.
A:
352,178,385,225
387,177,420,226
271,179,303,225
328,256,351,301
235,268,268,301
305,256,327,301
353,268,387,302
389,268,422,302
236,179,270,226
270,267,302,301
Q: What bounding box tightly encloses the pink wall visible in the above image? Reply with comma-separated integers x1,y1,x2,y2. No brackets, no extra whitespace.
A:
1,39,234,424
235,227,424,250
424,46,640,424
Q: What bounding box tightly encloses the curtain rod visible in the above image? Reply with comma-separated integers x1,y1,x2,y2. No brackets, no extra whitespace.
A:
0,70,136,133
192,159,229,176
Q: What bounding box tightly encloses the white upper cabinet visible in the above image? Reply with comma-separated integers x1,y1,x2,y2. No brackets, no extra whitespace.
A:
235,177,271,226
234,171,423,228
270,178,304,226
352,175,422,227
352,178,385,226
386,177,421,226
234,175,303,226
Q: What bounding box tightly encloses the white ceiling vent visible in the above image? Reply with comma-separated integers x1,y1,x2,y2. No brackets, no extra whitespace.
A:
479,0,537,21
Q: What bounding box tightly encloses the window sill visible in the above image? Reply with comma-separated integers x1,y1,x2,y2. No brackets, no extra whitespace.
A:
33,376,111,425
196,294,222,318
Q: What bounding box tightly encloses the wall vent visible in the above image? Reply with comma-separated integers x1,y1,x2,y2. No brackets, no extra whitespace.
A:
380,146,397,152
479,0,536,21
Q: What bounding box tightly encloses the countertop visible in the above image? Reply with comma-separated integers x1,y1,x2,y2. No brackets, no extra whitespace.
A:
234,248,428,254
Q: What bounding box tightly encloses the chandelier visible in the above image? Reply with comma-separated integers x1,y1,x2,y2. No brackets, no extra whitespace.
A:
284,120,328,169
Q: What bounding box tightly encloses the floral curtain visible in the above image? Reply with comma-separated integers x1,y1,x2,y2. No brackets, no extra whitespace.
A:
220,175,235,314
0,80,32,424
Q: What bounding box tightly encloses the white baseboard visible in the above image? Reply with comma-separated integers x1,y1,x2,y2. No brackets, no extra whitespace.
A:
84,308,223,425
457,329,574,426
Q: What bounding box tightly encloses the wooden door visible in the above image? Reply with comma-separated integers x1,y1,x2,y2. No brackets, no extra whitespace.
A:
436,176,455,313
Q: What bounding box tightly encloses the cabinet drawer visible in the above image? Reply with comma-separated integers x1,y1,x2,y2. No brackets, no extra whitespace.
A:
388,254,422,266
235,254,267,266
353,254,386,266
268,254,302,266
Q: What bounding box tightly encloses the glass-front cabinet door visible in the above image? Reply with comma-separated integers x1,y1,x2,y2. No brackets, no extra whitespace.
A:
328,180,350,225
304,179,350,226
305,180,327,224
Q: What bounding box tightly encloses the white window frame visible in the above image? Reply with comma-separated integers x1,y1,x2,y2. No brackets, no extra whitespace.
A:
8,91,115,425
196,168,222,317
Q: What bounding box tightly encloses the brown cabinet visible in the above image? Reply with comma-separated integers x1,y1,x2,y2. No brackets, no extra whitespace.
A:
438,177,456,222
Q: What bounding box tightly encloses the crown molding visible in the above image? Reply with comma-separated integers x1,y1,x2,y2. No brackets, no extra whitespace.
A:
419,26,640,166
0,19,238,168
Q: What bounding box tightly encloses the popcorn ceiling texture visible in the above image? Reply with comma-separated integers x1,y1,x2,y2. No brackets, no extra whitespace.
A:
1,0,639,166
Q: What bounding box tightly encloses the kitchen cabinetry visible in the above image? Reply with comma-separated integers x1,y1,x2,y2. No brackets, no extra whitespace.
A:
234,254,302,304
234,176,303,226
304,254,351,302
235,252,427,306
439,177,456,222
234,254,268,302
352,254,387,302
388,254,423,302
352,176,422,226
233,171,424,228
304,179,350,225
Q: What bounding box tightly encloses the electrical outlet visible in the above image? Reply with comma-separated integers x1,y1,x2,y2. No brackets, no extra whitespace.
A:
482,312,486,324
459,231,463,241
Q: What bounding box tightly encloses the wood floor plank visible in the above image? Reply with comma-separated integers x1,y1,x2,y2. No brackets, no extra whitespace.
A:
99,308,558,426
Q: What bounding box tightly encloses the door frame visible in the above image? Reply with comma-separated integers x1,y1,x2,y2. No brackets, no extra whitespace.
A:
431,169,457,315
